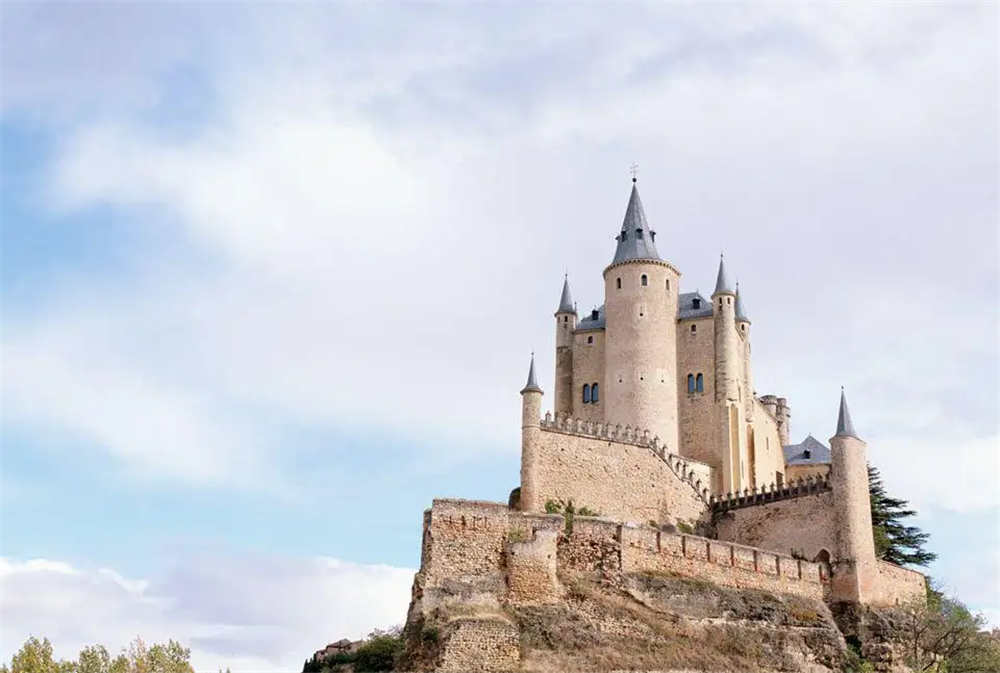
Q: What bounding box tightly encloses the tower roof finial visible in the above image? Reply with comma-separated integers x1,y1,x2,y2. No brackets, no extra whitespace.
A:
521,352,542,394
713,253,734,296
835,387,859,439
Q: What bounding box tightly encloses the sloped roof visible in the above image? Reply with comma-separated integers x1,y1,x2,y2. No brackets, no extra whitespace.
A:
678,291,713,320
783,435,832,466
556,276,575,314
713,254,734,296
576,304,606,330
611,182,662,265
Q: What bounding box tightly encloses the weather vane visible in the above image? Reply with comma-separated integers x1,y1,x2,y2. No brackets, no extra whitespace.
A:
630,163,639,182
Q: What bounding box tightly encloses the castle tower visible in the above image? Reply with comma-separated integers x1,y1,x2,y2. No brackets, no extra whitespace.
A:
553,275,576,418
519,354,543,512
829,389,878,603
712,255,743,492
602,179,681,450
735,281,753,417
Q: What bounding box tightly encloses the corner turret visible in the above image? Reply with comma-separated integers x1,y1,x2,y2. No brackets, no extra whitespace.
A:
520,353,543,512
829,388,878,603
553,275,576,417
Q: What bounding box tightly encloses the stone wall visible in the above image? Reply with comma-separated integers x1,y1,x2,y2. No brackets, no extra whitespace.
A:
872,560,926,607
748,397,786,488
437,617,520,672
677,316,720,475
786,463,831,482
715,491,838,562
505,527,560,603
571,327,606,422
521,419,711,526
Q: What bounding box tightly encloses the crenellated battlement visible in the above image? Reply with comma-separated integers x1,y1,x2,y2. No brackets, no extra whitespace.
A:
539,411,714,503
710,474,832,513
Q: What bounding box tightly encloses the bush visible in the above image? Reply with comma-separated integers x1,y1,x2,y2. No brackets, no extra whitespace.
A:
353,635,401,672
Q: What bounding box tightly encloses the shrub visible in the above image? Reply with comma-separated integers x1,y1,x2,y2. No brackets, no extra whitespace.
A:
676,520,694,535
353,635,401,672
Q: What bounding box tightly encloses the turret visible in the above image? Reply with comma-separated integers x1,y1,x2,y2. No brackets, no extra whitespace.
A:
602,179,681,450
829,389,878,604
775,397,791,446
520,354,543,512
712,254,743,491
735,281,753,416
553,275,576,418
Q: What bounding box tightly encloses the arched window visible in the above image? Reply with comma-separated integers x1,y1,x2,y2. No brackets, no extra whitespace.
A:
591,383,599,403
616,277,622,289
687,374,695,393
641,274,648,286
696,373,704,392
582,384,591,404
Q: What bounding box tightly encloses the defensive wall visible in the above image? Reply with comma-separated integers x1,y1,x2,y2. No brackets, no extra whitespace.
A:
521,412,713,525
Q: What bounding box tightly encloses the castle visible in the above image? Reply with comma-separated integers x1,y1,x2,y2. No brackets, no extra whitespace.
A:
400,180,926,671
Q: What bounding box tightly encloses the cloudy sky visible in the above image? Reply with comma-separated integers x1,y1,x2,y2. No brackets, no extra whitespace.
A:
1,3,997,671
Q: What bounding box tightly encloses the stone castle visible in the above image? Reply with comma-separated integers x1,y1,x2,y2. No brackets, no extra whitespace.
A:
399,180,927,671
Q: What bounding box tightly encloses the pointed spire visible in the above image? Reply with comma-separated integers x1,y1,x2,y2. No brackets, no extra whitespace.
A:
835,387,859,439
713,253,734,296
556,275,576,314
735,281,750,323
611,181,661,265
521,352,542,394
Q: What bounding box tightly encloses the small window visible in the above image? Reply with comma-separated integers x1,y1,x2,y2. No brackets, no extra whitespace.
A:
591,383,599,403
583,384,591,404
641,274,648,286
665,278,670,291
616,278,622,289
650,231,656,241
620,230,627,241
687,374,695,393
718,299,723,308
636,228,643,237
696,373,704,392
591,309,599,320
741,324,746,332
692,297,700,309
563,316,567,323
587,335,593,344
727,297,731,305
803,449,811,459
690,324,696,333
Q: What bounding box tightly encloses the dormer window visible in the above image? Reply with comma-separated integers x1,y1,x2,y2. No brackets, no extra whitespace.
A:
803,449,811,459
635,228,643,238
692,298,701,309
591,309,599,320
620,230,627,241
650,231,656,241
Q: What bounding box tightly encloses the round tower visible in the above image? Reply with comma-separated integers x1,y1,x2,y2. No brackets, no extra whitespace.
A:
602,180,681,450
712,254,742,492
735,281,753,417
553,275,576,419
519,354,543,513
829,388,878,603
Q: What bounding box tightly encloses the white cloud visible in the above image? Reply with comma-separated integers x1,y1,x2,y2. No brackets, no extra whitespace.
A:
0,554,414,672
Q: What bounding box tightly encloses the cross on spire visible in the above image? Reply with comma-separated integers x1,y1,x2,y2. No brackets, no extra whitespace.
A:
629,163,639,183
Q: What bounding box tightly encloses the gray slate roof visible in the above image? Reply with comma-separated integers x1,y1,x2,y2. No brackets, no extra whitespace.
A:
735,282,750,323
611,182,662,265
521,354,542,393
678,292,713,320
783,435,832,466
835,388,859,438
713,254,734,295
577,305,606,330
556,276,576,314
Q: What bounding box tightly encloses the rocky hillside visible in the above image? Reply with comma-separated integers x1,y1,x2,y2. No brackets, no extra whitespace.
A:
400,568,849,672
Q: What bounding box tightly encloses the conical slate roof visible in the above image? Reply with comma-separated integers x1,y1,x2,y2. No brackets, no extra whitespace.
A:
556,275,576,314
735,282,750,323
611,181,661,265
835,388,859,439
521,353,542,394
713,254,734,296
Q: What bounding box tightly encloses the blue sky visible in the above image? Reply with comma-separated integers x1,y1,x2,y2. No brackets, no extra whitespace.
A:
1,3,997,671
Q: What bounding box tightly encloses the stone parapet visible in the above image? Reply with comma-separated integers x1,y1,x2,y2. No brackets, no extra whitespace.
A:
711,474,832,513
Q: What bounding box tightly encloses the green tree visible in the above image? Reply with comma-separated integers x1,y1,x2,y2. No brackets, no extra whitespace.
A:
9,637,73,673
77,645,110,673
898,590,1000,672
868,464,936,566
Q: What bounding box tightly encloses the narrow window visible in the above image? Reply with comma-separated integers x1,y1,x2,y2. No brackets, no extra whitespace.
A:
690,324,696,333
692,297,700,309
587,335,593,344
727,297,732,305
563,316,567,323
591,383,599,403
696,373,704,392
718,299,723,309
687,374,695,394
665,278,670,291
583,384,591,404
616,277,622,289
641,274,648,286
620,230,627,241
